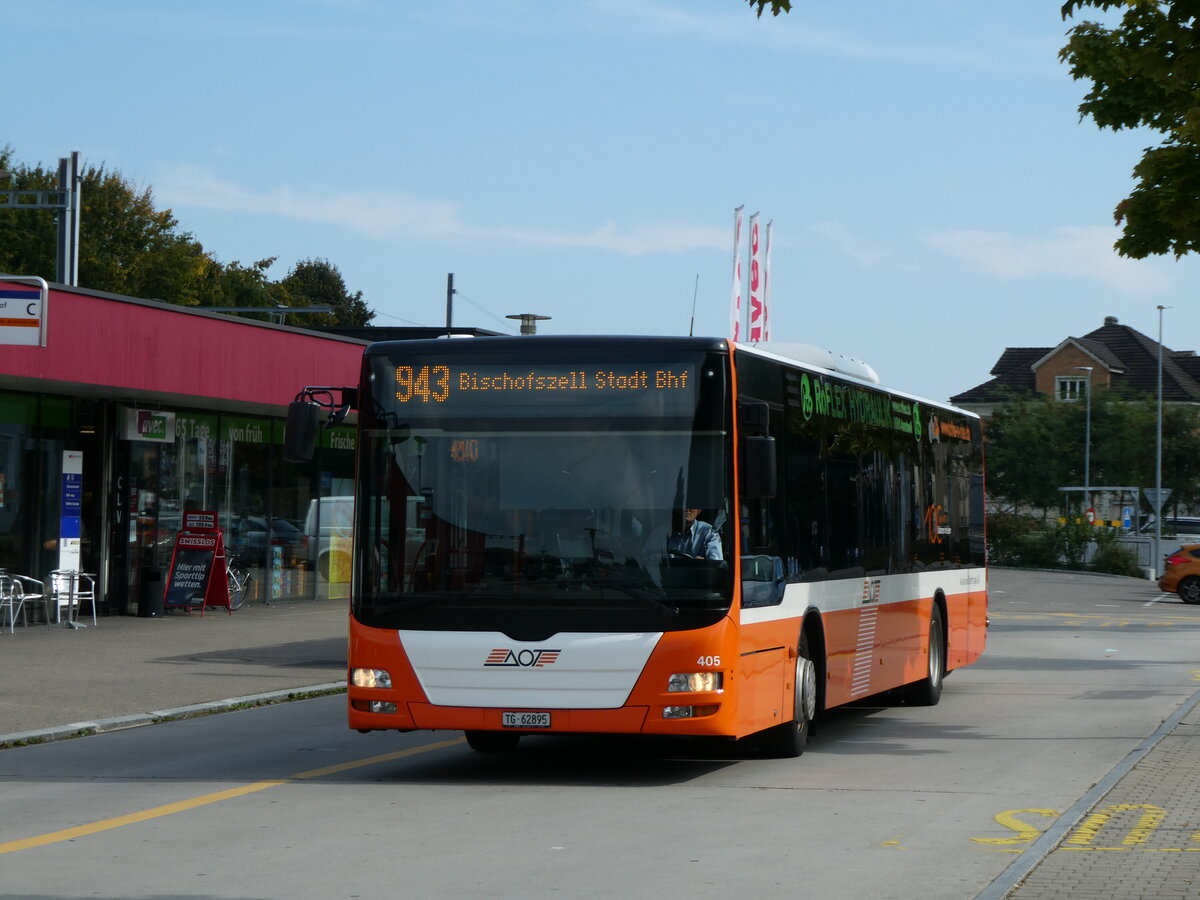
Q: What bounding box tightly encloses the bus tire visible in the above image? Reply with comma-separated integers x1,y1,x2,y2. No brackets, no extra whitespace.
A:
464,730,521,752
902,604,945,706
759,632,817,758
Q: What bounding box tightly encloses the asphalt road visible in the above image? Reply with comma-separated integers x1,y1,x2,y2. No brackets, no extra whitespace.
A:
2,568,1198,900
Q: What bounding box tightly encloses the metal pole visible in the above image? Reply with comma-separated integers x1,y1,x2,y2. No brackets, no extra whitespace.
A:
1075,366,1093,516
55,156,70,284
1084,370,1091,508
1155,305,1165,577
445,273,454,331
69,151,81,286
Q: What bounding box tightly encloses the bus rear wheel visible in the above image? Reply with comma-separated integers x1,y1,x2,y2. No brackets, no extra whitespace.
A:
464,730,521,752
902,604,945,706
759,633,817,758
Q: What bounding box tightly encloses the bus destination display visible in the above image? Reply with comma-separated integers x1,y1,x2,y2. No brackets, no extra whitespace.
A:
394,364,695,404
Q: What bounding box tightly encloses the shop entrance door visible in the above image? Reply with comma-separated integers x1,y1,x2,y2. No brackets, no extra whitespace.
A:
120,441,170,615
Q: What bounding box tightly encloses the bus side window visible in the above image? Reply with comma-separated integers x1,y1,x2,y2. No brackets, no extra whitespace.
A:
782,375,826,581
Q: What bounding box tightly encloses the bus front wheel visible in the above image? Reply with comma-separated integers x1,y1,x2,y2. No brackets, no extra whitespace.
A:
759,633,817,758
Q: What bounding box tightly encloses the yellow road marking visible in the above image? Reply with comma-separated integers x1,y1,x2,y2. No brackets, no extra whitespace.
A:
290,738,464,780
0,736,464,855
972,806,1200,854
0,781,286,854
971,808,1058,851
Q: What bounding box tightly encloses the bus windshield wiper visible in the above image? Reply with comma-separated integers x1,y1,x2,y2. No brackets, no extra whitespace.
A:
596,582,679,616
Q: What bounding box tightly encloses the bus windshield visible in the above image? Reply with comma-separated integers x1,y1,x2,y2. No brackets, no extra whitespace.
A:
355,341,733,636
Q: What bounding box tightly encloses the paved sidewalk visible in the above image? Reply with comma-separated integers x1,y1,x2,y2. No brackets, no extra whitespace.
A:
0,598,347,745
980,691,1200,899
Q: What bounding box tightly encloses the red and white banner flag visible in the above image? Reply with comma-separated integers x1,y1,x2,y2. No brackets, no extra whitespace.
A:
730,206,744,341
748,212,763,341
762,220,772,341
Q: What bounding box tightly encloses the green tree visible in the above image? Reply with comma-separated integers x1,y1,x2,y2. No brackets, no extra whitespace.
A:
985,388,1200,513
0,146,375,323
0,147,211,302
280,258,374,327
1060,2,1200,258
985,396,1079,513
196,256,292,314
747,0,791,15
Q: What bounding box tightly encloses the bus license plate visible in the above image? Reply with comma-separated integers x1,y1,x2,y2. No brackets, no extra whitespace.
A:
502,711,551,729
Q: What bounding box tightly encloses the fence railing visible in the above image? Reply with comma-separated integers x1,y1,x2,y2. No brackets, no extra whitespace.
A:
1081,536,1173,568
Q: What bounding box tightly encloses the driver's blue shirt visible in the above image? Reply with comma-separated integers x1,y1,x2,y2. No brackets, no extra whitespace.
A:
668,520,723,560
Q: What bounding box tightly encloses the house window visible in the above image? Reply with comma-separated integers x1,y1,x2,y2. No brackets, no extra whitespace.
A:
1056,376,1088,401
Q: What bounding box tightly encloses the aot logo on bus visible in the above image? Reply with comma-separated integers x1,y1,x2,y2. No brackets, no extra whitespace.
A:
484,648,561,667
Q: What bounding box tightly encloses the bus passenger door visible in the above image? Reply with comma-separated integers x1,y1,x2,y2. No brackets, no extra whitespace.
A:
737,399,790,734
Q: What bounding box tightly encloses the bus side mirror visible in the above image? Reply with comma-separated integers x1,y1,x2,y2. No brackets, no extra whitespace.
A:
283,401,321,463
743,435,777,498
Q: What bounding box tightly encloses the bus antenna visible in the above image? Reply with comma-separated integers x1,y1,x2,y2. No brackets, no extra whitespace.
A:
688,274,699,336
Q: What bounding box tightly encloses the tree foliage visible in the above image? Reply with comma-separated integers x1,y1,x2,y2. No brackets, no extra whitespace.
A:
985,387,1200,513
1060,1,1200,257
0,146,372,325
0,147,211,302
746,0,791,16
281,258,375,327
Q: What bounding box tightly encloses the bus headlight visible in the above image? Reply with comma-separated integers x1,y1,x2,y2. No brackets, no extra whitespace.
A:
668,672,723,693
351,668,392,689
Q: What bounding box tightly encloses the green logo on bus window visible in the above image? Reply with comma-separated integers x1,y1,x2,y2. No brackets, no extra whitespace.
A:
800,373,813,421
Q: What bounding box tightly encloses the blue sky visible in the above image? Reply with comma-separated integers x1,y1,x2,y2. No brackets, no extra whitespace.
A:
6,0,1190,402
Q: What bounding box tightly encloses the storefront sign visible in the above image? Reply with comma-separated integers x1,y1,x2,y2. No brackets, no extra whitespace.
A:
120,407,176,443
183,509,218,531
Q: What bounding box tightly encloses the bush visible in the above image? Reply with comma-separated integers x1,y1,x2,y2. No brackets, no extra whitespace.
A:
987,513,1044,566
988,514,1140,574
988,513,1082,568
1089,529,1144,577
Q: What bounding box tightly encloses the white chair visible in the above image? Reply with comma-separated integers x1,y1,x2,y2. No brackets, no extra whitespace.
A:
50,570,97,627
11,574,49,626
0,573,25,633
73,572,97,625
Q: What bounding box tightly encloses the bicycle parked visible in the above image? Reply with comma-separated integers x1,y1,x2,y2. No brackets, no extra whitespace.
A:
225,552,253,610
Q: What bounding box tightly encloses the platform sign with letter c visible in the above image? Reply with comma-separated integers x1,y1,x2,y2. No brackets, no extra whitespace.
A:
0,275,48,347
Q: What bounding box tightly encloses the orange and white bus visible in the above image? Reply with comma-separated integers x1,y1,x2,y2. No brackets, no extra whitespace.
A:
288,335,987,757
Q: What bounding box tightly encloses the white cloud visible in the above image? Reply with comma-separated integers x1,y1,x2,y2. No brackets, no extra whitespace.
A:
923,226,1174,294
806,220,897,267
586,0,1014,71
154,165,724,256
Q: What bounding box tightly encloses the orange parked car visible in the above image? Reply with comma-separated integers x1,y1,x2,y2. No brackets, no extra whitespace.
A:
1157,545,1200,604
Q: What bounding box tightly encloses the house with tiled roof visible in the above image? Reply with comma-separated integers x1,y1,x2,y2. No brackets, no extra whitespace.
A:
951,315,1200,414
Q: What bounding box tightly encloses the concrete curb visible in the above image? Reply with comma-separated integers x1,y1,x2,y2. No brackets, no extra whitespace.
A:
975,687,1200,900
0,681,346,749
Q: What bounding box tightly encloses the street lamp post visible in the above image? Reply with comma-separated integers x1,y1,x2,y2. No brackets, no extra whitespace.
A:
1155,305,1167,576
1075,365,1093,517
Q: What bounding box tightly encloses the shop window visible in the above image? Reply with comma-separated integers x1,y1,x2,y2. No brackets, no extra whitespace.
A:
0,394,38,572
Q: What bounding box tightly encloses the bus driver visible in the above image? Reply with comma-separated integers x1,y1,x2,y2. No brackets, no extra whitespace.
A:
667,507,723,561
